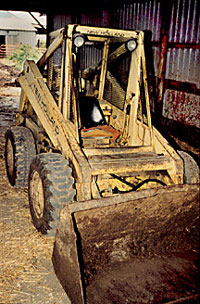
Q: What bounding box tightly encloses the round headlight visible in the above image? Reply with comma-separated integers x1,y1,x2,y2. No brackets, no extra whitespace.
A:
73,34,85,48
125,39,137,52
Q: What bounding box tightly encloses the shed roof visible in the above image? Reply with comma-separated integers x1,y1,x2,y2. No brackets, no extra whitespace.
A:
0,11,37,32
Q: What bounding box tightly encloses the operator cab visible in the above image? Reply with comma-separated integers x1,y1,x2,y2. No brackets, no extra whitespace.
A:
71,33,138,147
47,25,152,148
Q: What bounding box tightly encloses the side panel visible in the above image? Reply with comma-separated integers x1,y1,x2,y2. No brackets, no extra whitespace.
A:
153,126,184,184
128,32,153,147
53,207,84,304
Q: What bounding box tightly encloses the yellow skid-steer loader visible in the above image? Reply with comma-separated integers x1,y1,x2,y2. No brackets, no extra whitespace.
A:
5,25,199,303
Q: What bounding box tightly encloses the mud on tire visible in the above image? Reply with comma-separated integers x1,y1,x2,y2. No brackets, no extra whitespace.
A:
5,126,36,187
28,153,76,236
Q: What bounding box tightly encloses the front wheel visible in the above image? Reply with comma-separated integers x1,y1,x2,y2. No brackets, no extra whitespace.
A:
28,153,76,236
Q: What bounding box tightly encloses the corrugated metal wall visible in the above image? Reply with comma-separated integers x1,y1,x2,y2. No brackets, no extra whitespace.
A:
111,2,161,40
50,0,200,130
108,0,200,128
164,0,200,128
7,30,36,47
110,1,161,81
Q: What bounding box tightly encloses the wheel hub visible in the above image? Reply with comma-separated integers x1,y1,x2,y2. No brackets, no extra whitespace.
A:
6,139,14,177
30,171,44,219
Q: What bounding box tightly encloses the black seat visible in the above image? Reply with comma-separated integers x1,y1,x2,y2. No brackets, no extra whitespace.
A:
79,96,106,128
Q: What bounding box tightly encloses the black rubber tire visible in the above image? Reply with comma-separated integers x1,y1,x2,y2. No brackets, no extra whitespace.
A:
5,126,36,187
28,153,76,236
177,150,200,184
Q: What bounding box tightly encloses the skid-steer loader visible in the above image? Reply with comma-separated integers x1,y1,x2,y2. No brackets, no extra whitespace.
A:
5,25,199,303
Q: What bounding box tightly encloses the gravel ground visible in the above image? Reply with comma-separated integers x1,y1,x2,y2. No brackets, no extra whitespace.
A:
0,60,71,304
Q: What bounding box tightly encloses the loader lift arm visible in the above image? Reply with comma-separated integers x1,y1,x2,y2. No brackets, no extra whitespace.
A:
18,60,93,201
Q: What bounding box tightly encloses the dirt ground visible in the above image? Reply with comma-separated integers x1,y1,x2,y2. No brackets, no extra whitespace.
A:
0,59,199,304
0,59,71,304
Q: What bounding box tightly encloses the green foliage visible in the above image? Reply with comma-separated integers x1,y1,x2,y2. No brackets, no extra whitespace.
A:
8,44,41,69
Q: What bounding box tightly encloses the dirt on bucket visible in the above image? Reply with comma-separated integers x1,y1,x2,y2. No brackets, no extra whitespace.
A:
86,255,199,304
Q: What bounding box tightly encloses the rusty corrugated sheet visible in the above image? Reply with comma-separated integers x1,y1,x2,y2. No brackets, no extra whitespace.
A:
166,0,199,84
163,0,200,127
163,90,200,128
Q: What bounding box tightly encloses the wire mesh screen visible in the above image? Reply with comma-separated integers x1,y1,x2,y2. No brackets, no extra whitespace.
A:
103,49,131,111
103,71,125,110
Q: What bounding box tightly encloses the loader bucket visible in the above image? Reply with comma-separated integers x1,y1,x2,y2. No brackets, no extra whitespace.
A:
52,184,199,304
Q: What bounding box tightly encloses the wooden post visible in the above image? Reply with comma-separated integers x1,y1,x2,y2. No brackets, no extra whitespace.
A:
156,1,172,124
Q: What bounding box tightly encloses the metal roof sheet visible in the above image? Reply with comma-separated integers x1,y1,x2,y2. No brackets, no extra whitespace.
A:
0,11,37,32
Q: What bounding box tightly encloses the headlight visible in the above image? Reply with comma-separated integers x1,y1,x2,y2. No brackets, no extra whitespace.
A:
73,34,85,48
125,39,137,52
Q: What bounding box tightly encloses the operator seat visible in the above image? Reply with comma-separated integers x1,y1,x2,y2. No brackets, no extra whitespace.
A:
79,96,106,128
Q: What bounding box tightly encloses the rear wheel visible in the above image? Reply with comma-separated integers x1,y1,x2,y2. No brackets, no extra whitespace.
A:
177,151,199,184
5,126,36,187
28,153,76,236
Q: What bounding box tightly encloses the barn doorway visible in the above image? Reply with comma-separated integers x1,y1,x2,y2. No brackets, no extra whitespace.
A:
0,35,6,58
0,35,5,46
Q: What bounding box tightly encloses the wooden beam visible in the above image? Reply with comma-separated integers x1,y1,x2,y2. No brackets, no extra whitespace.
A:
156,1,176,124
151,41,200,50
29,12,47,34
165,79,200,96
157,22,168,122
